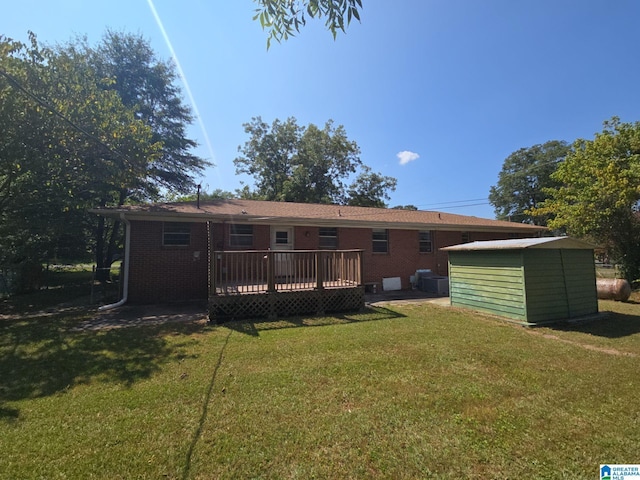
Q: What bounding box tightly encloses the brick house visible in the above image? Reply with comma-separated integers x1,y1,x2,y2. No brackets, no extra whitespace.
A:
93,199,545,305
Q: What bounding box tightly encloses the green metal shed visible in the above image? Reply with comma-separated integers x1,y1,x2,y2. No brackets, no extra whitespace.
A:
442,237,598,325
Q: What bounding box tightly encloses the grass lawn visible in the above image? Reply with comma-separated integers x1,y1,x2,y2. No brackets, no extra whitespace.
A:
1,281,639,479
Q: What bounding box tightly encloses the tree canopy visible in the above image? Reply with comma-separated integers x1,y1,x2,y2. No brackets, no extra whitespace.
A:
0,31,206,289
253,0,362,48
235,116,396,207
488,140,570,226
533,118,640,281
346,166,397,208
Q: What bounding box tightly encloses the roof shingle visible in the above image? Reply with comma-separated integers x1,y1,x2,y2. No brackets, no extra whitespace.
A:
92,199,546,233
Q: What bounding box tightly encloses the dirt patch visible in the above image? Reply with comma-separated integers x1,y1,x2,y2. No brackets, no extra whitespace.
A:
74,302,209,331
524,328,638,358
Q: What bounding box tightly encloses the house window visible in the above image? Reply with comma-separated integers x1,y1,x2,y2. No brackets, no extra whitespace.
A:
163,222,191,246
275,231,289,245
462,232,471,243
372,229,389,253
230,224,253,248
419,230,433,253
319,227,338,249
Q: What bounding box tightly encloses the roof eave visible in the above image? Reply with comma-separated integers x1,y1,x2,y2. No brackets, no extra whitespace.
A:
90,208,546,232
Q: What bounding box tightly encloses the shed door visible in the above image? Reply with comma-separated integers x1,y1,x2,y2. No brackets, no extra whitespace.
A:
271,227,294,276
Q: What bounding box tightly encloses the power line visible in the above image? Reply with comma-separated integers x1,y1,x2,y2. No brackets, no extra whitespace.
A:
417,198,488,206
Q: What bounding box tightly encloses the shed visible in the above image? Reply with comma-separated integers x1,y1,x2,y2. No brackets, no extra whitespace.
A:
442,237,598,325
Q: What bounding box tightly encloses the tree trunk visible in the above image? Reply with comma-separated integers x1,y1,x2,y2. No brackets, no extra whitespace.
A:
105,219,121,269
94,191,127,282
94,214,110,282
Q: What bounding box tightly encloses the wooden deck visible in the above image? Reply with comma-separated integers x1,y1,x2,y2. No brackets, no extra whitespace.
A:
212,279,359,295
209,250,364,322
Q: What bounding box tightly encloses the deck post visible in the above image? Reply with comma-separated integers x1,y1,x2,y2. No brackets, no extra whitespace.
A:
210,242,217,297
267,250,276,293
316,251,324,291
358,250,364,286
316,250,325,315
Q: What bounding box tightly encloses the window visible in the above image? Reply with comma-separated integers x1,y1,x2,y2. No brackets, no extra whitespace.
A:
461,232,471,243
230,224,253,248
319,227,338,249
275,231,289,245
419,230,433,253
372,228,389,253
163,222,191,246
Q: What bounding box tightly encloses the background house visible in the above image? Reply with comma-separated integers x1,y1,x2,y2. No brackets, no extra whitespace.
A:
94,199,546,304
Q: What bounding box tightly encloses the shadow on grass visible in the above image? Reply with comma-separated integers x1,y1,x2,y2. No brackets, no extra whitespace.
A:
0,271,95,316
0,309,209,420
223,305,406,337
554,311,640,338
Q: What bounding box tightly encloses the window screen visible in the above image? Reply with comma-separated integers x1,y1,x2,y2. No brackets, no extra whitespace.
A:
230,224,253,247
419,230,433,253
319,227,338,249
163,223,191,246
372,229,388,253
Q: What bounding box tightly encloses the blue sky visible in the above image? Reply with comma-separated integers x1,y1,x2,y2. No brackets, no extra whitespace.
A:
4,1,640,218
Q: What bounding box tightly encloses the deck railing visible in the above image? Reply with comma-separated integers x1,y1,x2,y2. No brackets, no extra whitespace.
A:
210,249,363,295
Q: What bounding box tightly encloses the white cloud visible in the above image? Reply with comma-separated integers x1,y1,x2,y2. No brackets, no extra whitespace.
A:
397,150,420,166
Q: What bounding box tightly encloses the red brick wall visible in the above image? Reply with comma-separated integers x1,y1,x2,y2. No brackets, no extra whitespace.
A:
127,220,209,304
294,226,319,250
210,223,270,250
339,228,528,289
126,220,531,302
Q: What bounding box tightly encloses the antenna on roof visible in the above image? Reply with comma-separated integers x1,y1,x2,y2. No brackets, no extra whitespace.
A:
196,184,201,209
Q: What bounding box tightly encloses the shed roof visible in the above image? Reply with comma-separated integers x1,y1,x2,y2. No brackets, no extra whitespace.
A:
91,199,546,233
441,236,595,251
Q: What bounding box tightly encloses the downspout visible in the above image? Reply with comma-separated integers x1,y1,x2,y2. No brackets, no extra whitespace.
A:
98,213,131,311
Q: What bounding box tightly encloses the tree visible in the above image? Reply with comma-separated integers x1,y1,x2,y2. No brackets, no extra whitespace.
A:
0,33,159,289
253,0,363,48
169,188,237,203
235,117,303,201
0,31,206,287
533,118,640,281
391,205,418,210
346,166,397,208
235,116,396,206
59,31,208,278
489,140,570,225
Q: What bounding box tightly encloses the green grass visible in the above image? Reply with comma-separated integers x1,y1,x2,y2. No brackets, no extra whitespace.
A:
1,279,640,478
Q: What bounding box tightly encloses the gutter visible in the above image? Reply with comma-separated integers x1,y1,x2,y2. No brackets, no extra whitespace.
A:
98,213,131,311
90,210,546,233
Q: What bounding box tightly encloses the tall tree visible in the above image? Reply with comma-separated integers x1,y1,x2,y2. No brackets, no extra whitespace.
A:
0,33,159,289
489,140,570,225
533,118,640,281
282,121,361,204
1,31,206,287
235,116,396,206
253,0,363,48
347,166,397,208
235,117,302,201
58,31,208,278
